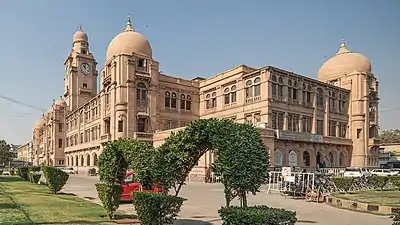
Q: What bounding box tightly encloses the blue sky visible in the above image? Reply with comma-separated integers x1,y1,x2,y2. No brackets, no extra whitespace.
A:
0,0,399,144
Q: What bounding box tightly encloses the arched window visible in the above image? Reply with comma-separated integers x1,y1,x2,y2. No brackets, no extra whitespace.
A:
165,91,170,108
180,94,192,111
288,150,298,167
205,93,211,109
245,80,253,99
303,151,310,166
80,155,84,166
105,87,111,107
136,82,147,102
277,77,284,97
224,85,237,105
66,156,69,166
171,92,177,108
274,149,283,167
287,79,298,101
271,75,277,96
316,88,324,107
329,152,334,167
339,152,345,167
254,77,261,97
93,153,98,166
86,154,91,167
75,155,78,166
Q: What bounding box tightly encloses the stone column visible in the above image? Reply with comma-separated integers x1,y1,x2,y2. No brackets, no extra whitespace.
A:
283,112,288,130
299,115,303,132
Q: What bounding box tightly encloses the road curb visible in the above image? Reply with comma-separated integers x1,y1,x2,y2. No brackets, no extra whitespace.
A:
326,196,399,215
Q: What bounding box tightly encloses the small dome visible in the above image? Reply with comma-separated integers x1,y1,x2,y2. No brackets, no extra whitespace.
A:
34,118,45,129
55,98,66,106
318,39,371,82
105,16,152,61
73,26,88,42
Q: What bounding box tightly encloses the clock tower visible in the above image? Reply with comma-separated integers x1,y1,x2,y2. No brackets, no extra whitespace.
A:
63,26,98,112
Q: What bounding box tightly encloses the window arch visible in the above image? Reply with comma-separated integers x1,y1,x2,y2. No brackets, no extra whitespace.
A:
303,151,310,166
302,83,312,106
316,88,324,107
136,82,147,102
287,79,298,101
339,152,345,167
272,76,284,97
205,92,217,109
224,85,237,105
86,154,91,167
245,77,261,101
165,91,177,108
180,93,192,111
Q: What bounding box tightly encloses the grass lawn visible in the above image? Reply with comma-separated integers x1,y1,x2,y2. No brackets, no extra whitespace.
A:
334,189,400,207
0,175,132,225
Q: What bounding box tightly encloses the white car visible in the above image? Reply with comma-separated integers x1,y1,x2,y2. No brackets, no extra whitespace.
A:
60,167,76,174
2,171,11,176
343,167,369,177
370,169,399,177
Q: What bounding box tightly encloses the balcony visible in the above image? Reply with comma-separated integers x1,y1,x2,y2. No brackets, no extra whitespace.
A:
134,132,153,141
369,138,380,146
100,133,111,142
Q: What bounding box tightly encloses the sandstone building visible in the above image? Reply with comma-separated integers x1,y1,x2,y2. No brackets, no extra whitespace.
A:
31,16,380,180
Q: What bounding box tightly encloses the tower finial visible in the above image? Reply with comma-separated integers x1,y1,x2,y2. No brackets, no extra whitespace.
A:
124,14,134,32
79,24,83,31
337,36,350,55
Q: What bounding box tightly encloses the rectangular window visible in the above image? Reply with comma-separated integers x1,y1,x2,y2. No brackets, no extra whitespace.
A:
245,115,252,124
58,123,63,132
316,120,324,135
58,139,63,148
83,83,88,88
357,128,362,139
329,121,336,136
118,120,124,132
80,132,84,144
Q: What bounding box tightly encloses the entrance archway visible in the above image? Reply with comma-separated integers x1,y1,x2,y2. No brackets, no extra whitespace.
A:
316,151,322,168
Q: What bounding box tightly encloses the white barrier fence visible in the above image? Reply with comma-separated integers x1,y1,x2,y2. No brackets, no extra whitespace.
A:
267,171,315,196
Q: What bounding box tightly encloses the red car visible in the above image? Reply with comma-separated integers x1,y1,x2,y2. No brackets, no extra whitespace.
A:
121,171,163,201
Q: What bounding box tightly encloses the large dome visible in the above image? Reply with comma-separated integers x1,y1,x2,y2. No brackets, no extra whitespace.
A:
105,17,152,61
318,39,371,82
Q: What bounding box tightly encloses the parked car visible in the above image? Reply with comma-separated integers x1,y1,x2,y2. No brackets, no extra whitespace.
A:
343,167,369,177
121,171,163,201
2,171,11,176
370,169,399,177
60,167,76,174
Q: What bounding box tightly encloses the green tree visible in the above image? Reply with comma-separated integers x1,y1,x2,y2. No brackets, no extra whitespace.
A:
378,129,400,143
156,118,270,207
0,140,12,166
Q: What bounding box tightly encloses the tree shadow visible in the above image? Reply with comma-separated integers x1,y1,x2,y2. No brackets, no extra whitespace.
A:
0,203,18,209
12,220,114,225
0,176,23,182
174,219,214,225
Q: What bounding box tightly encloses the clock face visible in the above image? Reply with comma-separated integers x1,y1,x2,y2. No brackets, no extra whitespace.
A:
80,63,91,75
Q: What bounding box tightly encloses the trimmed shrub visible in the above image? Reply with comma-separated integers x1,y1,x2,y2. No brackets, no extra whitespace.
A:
390,177,400,190
18,167,29,181
95,183,123,219
218,205,297,225
10,169,15,176
29,166,41,172
332,177,354,193
28,172,41,184
88,168,96,176
369,176,389,190
132,192,185,225
41,166,69,194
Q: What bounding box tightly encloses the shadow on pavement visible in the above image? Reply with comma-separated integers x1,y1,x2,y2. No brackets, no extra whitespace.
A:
175,219,214,225
12,221,113,225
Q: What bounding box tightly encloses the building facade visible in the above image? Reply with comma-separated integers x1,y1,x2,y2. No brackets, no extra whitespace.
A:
31,16,380,180
16,142,33,162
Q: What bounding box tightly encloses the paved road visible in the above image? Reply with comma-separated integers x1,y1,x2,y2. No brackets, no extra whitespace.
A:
63,175,393,225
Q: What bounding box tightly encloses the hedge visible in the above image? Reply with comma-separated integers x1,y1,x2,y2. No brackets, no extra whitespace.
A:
41,166,69,194
29,166,41,172
332,177,354,193
390,176,400,190
28,172,41,184
218,205,297,225
369,176,390,190
18,167,29,181
132,192,185,225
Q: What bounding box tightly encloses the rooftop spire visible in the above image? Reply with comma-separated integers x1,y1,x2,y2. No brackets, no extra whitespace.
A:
124,14,134,32
79,24,84,31
337,37,350,55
